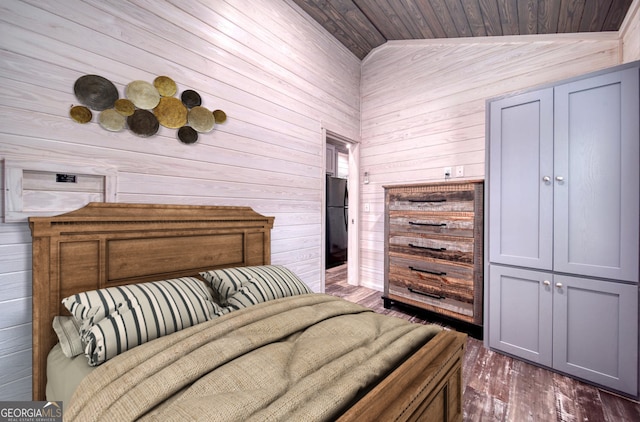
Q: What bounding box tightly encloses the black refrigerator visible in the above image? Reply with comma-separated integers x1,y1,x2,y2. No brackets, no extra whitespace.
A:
326,175,348,268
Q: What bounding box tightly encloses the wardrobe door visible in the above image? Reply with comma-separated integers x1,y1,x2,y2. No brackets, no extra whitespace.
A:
553,68,639,282
488,265,553,366
488,89,554,270
552,274,638,396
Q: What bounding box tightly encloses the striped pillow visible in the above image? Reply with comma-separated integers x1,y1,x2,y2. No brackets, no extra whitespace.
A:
62,285,131,337
61,277,220,364
201,265,312,309
200,267,253,303
84,295,219,366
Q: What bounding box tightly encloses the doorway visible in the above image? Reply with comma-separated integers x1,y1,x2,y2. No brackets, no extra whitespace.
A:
326,142,348,270
323,130,359,291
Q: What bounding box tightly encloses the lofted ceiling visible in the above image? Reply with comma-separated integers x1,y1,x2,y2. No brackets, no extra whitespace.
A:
292,0,634,59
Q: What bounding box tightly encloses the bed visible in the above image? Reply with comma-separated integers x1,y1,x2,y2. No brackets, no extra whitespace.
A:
29,202,466,421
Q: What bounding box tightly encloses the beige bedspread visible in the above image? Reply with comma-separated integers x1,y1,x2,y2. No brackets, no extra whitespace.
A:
66,294,441,422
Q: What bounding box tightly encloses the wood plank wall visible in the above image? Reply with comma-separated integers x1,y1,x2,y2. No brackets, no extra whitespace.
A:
622,0,640,62
0,0,360,400
357,33,624,291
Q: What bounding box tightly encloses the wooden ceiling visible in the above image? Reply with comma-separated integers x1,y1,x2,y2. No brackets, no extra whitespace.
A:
292,0,634,59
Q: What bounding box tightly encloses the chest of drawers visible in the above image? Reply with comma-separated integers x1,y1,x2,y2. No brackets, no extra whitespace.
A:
383,181,484,326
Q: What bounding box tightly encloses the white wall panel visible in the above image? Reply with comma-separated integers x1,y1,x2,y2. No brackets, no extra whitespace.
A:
0,349,31,400
0,0,360,399
622,0,640,62
0,324,31,356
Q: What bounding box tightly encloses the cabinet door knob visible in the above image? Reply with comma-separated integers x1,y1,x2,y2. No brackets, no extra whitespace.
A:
542,176,551,183
555,176,564,182
556,282,563,288
543,280,551,286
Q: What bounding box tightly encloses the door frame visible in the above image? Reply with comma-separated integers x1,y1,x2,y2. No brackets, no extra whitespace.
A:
322,128,360,291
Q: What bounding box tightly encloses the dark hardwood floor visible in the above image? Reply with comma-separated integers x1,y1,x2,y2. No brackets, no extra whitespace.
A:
325,264,640,421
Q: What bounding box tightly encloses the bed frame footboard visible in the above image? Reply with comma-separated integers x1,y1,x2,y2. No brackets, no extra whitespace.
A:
338,330,466,422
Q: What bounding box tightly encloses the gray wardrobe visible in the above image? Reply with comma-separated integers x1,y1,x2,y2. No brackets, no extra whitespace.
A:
485,62,639,397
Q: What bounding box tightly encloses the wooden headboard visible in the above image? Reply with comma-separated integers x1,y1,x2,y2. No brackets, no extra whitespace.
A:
28,202,274,400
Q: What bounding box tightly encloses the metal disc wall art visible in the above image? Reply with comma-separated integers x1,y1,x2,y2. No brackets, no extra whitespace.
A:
154,76,177,97
74,75,118,111
70,74,226,144
126,80,161,110
178,126,198,144
127,109,159,137
181,90,201,108
99,109,126,132
69,105,92,123
114,99,135,116
154,97,187,129
188,106,215,133
213,109,227,124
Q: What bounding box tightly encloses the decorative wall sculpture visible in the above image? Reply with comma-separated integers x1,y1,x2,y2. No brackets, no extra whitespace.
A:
70,74,226,144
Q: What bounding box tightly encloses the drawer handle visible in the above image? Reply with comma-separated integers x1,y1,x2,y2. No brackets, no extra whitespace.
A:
408,198,446,203
409,243,447,252
408,287,444,300
409,221,447,227
409,266,446,276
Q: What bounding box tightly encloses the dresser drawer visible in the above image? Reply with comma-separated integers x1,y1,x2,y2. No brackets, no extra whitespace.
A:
388,233,474,264
388,255,474,320
388,255,473,303
387,285,474,321
389,211,474,238
388,189,475,213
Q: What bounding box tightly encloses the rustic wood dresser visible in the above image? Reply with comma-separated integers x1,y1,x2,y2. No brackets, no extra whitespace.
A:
383,180,484,327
